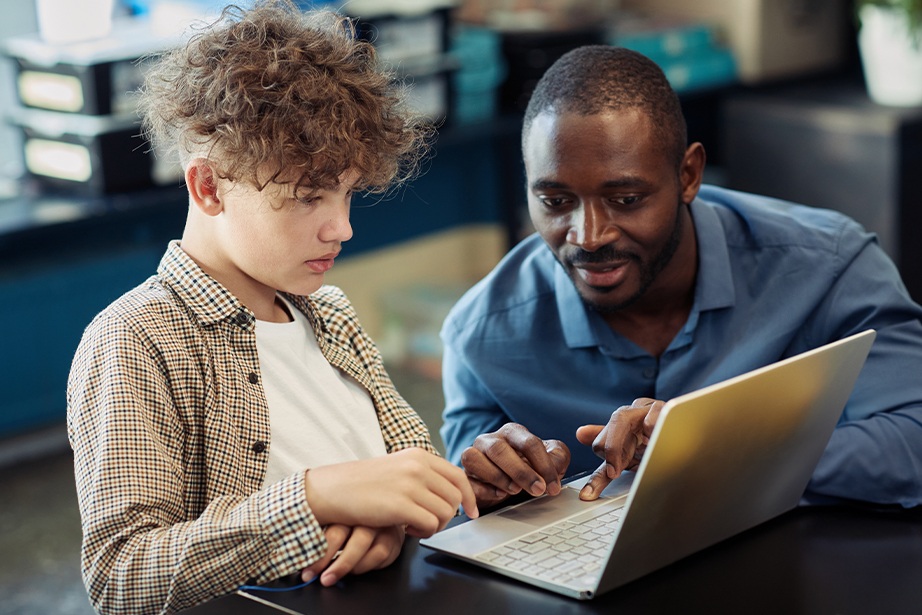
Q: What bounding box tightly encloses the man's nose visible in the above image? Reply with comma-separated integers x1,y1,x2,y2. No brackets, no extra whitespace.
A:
567,202,619,251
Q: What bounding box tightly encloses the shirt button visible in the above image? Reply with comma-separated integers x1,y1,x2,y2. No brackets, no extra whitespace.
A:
235,311,249,326
252,441,267,454
642,368,657,379
248,372,258,384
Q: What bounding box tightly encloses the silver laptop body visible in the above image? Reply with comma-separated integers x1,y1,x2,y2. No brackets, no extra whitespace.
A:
421,329,876,599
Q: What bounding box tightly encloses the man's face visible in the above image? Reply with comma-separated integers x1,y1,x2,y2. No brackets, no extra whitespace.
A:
524,109,697,314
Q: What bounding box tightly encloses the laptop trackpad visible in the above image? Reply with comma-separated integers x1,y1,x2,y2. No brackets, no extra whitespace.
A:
497,488,601,526
496,472,633,527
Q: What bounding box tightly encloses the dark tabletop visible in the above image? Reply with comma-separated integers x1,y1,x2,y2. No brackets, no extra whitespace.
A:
184,503,922,615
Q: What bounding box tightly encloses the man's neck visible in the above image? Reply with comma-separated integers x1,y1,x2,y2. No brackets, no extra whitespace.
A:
602,217,698,358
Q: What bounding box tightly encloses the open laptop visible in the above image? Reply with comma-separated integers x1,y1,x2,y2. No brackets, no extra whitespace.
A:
421,329,876,599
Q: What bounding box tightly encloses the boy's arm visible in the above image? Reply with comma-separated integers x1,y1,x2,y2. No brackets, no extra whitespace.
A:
67,314,327,615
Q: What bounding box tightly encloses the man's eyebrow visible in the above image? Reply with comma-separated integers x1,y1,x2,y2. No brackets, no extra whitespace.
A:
530,179,568,191
530,177,652,191
601,177,652,189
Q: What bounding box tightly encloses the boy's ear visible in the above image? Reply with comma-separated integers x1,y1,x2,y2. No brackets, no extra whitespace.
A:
186,158,223,216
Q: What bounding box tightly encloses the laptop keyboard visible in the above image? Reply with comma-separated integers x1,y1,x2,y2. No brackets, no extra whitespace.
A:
474,504,624,588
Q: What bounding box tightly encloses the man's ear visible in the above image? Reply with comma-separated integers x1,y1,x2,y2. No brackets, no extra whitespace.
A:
679,142,706,205
186,158,223,216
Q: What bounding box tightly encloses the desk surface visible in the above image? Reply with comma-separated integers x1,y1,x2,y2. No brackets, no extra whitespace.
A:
184,504,922,615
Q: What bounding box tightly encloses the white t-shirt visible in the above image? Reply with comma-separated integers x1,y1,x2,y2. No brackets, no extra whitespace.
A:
255,297,387,485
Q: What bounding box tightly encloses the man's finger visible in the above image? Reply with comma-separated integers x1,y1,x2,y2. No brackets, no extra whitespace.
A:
542,439,571,495
467,476,510,509
596,406,649,474
461,445,523,496
578,461,613,501
494,424,558,496
575,424,604,447
470,424,550,497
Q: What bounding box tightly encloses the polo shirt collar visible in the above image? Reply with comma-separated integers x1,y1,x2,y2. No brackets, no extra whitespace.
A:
689,197,735,314
553,256,603,349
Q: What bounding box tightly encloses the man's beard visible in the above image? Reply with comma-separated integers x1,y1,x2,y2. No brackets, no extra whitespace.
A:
567,201,685,314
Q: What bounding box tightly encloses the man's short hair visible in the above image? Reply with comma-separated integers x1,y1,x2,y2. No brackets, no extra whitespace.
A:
138,0,430,194
522,45,688,169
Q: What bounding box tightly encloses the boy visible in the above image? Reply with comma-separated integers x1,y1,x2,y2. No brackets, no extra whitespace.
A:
66,2,477,614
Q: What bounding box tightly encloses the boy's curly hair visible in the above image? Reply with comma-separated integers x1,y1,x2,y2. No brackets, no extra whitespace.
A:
137,0,431,194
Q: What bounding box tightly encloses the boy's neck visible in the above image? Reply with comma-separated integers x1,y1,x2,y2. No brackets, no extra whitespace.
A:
178,232,290,323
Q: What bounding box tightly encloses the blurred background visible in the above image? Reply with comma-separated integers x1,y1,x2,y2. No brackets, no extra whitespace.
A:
2,0,921,612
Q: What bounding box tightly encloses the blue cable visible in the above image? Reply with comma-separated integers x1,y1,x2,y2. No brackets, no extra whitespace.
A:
239,575,319,592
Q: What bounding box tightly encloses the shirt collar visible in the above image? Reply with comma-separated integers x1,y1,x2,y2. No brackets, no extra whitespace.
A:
689,196,736,314
553,255,603,349
157,240,253,328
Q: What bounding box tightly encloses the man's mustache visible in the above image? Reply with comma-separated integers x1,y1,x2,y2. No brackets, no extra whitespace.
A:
566,246,638,266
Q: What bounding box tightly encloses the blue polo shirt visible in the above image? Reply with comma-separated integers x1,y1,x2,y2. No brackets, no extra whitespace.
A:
440,185,922,507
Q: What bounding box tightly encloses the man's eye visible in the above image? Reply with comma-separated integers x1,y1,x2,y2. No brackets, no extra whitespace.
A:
541,197,570,208
612,196,642,207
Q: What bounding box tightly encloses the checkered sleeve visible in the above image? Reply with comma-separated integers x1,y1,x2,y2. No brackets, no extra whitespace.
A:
67,305,327,615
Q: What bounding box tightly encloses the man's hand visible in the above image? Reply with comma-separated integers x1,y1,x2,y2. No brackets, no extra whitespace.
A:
304,448,478,537
460,423,571,508
575,398,665,501
301,524,405,587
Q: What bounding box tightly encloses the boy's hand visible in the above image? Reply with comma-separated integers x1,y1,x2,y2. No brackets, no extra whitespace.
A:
304,448,478,537
301,524,405,586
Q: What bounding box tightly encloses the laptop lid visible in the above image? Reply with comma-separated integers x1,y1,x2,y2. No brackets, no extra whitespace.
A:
422,329,876,598
596,328,876,593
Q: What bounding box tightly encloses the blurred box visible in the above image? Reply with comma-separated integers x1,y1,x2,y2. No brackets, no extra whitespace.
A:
3,19,177,115
450,26,506,125
12,58,141,115
722,84,922,302
349,2,457,123
353,6,452,63
499,27,607,114
610,15,737,93
456,0,620,31
380,285,465,380
620,0,848,84
11,107,180,195
399,55,458,124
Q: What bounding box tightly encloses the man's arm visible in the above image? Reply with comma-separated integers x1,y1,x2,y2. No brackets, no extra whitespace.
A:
802,234,922,507
439,341,511,465
440,342,570,507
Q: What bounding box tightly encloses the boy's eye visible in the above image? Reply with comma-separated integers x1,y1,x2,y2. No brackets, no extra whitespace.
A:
294,194,320,205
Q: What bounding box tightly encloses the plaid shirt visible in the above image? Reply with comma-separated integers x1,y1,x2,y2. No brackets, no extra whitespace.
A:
67,241,435,615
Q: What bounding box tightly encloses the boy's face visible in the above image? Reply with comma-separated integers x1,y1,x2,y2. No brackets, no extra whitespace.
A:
210,169,356,303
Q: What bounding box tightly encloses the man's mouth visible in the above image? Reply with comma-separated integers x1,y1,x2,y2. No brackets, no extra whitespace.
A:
574,261,630,288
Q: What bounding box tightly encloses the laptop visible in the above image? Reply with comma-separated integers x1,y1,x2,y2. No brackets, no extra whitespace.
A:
421,329,876,599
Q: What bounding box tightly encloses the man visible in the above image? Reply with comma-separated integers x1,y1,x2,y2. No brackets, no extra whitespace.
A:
67,3,477,614
440,45,922,510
